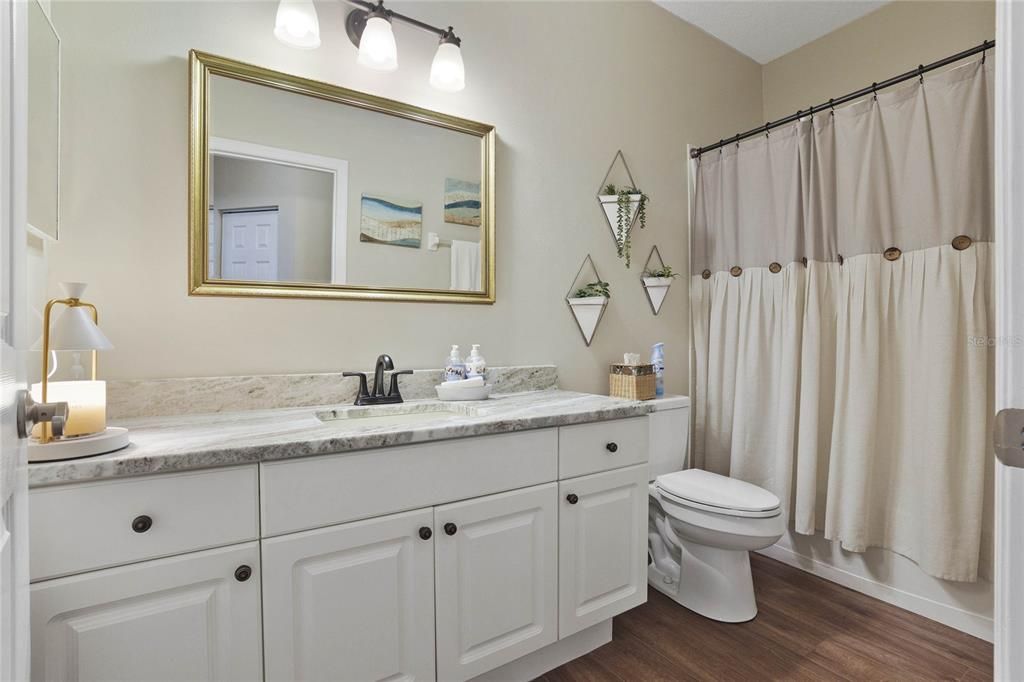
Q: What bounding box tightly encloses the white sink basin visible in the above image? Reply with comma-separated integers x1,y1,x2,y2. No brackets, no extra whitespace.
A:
316,403,460,426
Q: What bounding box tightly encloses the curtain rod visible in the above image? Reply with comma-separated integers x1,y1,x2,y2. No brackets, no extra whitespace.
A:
690,39,994,159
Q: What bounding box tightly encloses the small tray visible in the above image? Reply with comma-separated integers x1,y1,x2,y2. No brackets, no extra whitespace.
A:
435,383,492,401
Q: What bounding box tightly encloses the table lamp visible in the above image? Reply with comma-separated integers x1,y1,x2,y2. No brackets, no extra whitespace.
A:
29,282,130,462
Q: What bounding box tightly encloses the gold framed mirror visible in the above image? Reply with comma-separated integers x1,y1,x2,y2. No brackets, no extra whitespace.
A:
189,50,495,304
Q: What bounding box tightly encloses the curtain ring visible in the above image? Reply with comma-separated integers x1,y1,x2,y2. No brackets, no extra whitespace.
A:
918,64,925,85
983,40,988,64
829,98,835,117
872,82,878,101
734,134,740,149
719,139,723,155
764,123,770,138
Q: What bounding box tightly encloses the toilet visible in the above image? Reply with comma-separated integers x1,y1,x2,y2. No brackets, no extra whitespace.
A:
647,396,784,623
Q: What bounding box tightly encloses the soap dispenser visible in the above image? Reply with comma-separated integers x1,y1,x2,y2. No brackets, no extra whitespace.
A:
444,345,466,382
466,345,487,378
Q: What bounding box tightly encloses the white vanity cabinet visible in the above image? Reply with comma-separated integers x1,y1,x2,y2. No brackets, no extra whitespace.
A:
558,464,649,637
434,483,558,681
261,507,437,682
29,415,652,682
30,543,263,682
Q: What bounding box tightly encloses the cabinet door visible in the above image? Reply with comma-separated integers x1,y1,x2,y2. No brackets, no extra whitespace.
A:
559,464,648,637
434,483,557,682
30,543,262,682
261,508,435,682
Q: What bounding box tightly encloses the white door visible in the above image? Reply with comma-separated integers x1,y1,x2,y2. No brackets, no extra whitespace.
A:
207,207,219,279
558,464,648,637
434,483,557,682
30,543,263,682
220,209,278,281
994,7,1024,679
261,508,436,682
0,0,30,679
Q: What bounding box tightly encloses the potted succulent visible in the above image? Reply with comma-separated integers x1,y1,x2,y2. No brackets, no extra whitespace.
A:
642,264,678,314
567,280,610,345
599,184,648,268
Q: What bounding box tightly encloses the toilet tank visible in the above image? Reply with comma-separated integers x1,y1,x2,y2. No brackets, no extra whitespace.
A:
648,395,690,480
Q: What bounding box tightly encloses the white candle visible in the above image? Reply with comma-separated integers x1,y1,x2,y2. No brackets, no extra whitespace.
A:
30,380,107,438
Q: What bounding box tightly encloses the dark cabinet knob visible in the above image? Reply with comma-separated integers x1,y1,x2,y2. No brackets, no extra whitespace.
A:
131,515,152,533
234,565,252,582
444,522,458,536
419,526,433,540
606,442,619,453
566,493,579,505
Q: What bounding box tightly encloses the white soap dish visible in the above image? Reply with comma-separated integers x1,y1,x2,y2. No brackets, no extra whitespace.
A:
436,383,492,401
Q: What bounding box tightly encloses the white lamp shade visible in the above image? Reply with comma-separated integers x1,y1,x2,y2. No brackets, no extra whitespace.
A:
49,306,113,351
358,16,398,71
430,42,465,92
274,0,321,49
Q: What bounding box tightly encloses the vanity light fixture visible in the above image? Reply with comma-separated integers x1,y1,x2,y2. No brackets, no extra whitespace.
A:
356,3,398,71
272,0,467,91
274,0,321,50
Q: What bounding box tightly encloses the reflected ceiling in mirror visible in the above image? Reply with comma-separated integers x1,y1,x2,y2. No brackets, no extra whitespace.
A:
189,51,495,303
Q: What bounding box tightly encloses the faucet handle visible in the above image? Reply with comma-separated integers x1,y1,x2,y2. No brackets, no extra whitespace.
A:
387,370,414,400
342,372,370,398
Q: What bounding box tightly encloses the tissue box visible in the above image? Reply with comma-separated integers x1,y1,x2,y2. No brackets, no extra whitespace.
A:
609,364,656,400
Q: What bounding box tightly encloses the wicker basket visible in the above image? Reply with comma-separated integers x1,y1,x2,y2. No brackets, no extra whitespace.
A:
609,363,656,400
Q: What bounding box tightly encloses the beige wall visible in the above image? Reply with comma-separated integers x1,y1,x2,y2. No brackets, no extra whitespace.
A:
46,0,763,393
762,0,995,121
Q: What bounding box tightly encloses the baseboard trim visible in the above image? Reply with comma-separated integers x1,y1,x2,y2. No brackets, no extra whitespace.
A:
757,544,993,643
470,619,613,682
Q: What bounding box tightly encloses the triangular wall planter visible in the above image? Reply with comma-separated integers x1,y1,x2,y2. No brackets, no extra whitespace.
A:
596,151,644,257
641,245,673,315
566,255,609,346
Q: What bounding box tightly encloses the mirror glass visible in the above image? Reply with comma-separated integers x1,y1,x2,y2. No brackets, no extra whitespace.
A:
28,0,60,239
201,68,491,299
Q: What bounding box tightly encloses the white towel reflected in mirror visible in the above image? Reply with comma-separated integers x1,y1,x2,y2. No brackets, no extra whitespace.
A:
450,240,481,291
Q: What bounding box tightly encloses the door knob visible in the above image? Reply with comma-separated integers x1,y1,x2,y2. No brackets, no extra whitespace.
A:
418,526,432,540
566,493,579,504
444,522,457,535
16,390,69,439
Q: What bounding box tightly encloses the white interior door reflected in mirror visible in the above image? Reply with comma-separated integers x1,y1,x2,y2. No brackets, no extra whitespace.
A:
27,0,60,239
191,52,494,303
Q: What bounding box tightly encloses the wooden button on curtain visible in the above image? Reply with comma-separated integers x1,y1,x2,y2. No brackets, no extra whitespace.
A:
769,262,782,273
730,266,742,277
701,269,711,280
952,235,972,251
884,247,902,261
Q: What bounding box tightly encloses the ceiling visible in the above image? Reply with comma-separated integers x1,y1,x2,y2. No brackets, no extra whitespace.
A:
655,0,891,64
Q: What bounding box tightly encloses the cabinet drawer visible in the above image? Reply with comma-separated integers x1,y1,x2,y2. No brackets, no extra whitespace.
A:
261,429,558,536
558,417,649,479
29,466,259,581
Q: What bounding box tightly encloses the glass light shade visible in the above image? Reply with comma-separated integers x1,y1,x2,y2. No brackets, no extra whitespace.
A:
31,380,107,437
274,0,321,50
49,306,113,351
430,42,465,92
358,16,398,71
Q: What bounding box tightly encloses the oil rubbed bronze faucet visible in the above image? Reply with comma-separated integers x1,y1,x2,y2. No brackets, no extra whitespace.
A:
343,355,413,406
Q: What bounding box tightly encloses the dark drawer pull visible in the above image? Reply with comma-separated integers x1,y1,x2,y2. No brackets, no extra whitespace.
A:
234,565,252,582
566,493,579,505
444,522,458,536
606,442,619,453
131,515,152,533
419,526,433,540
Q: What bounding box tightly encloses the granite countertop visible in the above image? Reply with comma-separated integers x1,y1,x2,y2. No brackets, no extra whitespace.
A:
29,389,655,488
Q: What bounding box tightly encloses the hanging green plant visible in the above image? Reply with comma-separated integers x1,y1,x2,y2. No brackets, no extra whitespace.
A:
603,184,649,268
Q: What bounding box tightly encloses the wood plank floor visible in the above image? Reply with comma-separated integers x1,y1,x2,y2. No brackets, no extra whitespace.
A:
540,554,992,681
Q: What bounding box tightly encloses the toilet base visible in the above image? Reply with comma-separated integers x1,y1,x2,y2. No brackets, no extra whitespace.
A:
648,537,758,623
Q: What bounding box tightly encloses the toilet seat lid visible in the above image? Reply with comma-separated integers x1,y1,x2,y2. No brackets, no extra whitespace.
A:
656,470,780,514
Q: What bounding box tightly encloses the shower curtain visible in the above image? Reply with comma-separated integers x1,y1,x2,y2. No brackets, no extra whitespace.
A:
690,59,993,582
